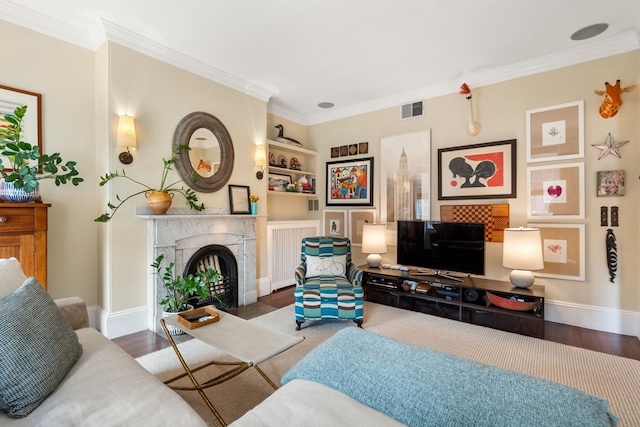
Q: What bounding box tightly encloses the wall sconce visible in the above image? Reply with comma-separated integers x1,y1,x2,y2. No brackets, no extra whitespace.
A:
117,115,137,164
362,224,388,268
255,144,267,179
502,227,544,288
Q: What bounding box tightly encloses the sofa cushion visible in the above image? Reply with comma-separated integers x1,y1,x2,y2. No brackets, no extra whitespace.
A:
0,258,28,299
0,278,83,418
305,254,347,278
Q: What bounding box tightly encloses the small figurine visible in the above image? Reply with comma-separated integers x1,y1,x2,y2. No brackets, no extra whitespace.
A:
290,157,301,170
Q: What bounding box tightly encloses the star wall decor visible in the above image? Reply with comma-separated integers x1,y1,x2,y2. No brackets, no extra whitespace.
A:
591,133,629,160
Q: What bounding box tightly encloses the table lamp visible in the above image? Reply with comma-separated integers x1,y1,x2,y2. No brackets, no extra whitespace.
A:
362,224,387,268
502,227,544,288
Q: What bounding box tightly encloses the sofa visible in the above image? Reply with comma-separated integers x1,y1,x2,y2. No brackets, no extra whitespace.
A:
0,257,206,427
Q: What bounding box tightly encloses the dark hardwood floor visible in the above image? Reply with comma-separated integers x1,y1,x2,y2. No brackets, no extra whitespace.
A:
113,286,640,361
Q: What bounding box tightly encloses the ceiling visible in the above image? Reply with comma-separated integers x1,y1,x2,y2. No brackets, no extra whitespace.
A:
2,1,639,125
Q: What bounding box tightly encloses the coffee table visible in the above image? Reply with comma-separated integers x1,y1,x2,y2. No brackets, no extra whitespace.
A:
160,306,303,426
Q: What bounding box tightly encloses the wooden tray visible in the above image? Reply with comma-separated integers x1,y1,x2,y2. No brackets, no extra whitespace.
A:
178,307,220,329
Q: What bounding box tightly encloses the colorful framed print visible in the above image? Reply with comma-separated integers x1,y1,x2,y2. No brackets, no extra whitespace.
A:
0,85,42,168
348,209,376,246
326,157,374,206
596,170,625,197
228,185,250,214
438,139,516,201
526,100,584,163
528,223,585,281
527,162,584,219
323,209,348,238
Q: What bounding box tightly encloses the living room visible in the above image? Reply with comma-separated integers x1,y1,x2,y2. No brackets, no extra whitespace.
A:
0,0,638,346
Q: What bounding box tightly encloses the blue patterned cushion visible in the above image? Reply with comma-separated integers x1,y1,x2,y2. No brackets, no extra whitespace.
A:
0,278,83,418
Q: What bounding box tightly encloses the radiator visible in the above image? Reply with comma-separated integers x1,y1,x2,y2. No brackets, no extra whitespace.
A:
267,220,321,291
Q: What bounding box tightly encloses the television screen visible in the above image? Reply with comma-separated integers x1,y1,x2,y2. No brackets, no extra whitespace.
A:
397,221,485,276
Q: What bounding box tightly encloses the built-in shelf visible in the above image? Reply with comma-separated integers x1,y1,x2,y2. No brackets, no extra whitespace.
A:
267,139,317,197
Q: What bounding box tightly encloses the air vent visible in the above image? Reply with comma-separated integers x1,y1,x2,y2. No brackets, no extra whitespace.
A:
307,199,319,211
401,100,423,119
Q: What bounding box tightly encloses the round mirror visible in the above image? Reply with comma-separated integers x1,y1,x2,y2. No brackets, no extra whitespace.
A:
173,111,234,192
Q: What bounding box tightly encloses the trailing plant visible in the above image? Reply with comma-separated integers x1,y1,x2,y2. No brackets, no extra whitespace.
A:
95,144,204,222
0,105,83,193
152,254,222,313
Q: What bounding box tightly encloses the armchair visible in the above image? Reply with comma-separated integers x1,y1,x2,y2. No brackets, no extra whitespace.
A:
294,236,364,330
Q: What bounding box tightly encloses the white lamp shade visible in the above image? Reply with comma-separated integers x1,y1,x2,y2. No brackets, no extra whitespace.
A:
502,228,544,271
362,224,388,254
255,144,267,167
117,115,137,148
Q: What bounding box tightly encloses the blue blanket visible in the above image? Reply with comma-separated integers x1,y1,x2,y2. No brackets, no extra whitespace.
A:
282,328,618,427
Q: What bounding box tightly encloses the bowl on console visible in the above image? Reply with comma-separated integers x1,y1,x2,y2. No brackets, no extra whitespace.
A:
486,292,539,312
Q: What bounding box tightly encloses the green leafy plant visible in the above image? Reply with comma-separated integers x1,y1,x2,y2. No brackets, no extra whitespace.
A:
152,254,222,313
95,144,204,222
0,105,83,193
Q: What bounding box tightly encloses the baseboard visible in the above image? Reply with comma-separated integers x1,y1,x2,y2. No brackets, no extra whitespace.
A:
545,299,639,336
96,305,149,339
257,276,271,298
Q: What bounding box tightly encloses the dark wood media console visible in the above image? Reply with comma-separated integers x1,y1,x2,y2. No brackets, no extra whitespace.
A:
361,266,545,338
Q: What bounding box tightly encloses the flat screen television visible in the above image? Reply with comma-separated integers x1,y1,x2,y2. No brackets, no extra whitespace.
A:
397,220,485,277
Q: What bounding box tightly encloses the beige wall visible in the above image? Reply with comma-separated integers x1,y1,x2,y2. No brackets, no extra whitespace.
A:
307,51,639,314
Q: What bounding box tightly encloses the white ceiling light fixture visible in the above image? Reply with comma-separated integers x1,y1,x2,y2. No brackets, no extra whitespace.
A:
570,23,608,41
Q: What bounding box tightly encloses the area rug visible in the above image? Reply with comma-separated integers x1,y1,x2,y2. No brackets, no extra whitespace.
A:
136,302,640,426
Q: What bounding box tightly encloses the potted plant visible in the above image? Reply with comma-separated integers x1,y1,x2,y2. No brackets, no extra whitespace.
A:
250,194,259,215
152,254,222,334
0,105,83,202
95,144,204,222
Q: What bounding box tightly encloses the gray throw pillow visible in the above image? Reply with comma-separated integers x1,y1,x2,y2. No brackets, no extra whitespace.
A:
0,278,83,418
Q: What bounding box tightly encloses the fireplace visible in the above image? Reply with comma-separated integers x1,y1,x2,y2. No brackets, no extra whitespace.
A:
137,207,258,333
184,244,238,310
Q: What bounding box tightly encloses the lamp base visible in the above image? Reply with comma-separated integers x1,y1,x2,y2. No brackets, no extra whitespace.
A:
367,253,382,268
509,269,535,288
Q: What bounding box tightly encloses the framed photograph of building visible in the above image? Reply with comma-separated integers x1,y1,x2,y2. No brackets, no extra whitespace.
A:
526,100,584,163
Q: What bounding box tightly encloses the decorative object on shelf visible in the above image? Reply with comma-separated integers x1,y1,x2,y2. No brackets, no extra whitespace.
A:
440,203,509,242
95,144,203,222
526,100,584,163
502,227,544,288
459,83,481,136
274,124,302,146
268,151,276,166
593,79,636,118
527,162,585,219
254,144,266,180
228,184,250,214
611,206,619,226
152,254,221,335
591,133,628,160
0,105,83,202
486,291,539,312
116,115,137,164
277,154,288,168
605,229,617,283
250,194,259,215
289,157,301,170
438,139,516,201
362,224,388,268
596,170,625,196
326,157,374,206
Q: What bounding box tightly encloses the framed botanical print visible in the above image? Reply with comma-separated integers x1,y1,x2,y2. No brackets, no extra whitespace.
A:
326,157,374,206
348,209,376,246
323,209,348,238
527,162,584,219
528,223,585,281
526,100,584,163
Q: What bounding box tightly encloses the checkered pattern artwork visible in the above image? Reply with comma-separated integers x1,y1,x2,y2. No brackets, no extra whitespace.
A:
440,204,510,242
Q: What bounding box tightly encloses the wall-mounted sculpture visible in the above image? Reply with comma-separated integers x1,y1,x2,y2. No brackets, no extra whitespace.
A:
459,83,481,136
593,80,636,118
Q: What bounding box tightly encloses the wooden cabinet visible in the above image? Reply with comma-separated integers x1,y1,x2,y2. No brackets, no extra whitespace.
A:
0,202,50,289
361,266,545,338
266,139,317,197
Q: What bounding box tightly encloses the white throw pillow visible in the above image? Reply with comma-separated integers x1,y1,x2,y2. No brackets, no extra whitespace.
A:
0,258,28,299
305,255,347,278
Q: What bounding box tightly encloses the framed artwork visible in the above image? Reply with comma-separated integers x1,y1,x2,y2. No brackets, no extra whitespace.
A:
596,170,625,197
0,85,42,165
348,209,376,246
528,223,585,281
228,185,250,214
526,100,584,163
323,209,348,238
326,157,374,206
438,139,516,201
268,173,292,191
527,162,584,219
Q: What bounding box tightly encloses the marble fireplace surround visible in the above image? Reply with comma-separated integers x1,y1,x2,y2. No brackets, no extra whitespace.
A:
137,208,258,333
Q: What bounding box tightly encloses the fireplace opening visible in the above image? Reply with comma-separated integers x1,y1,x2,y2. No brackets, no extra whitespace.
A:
183,244,238,310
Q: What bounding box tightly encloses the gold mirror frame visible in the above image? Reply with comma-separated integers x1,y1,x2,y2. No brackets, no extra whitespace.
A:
173,111,234,193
